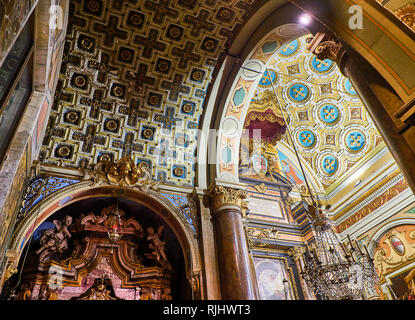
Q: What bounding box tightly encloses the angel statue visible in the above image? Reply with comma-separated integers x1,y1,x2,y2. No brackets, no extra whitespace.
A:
36,215,73,262
146,225,171,270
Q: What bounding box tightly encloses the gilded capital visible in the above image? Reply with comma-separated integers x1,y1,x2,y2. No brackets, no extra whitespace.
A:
288,246,306,260
204,185,248,215
306,32,347,67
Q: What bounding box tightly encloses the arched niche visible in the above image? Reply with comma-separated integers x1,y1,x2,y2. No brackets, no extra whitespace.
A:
4,182,201,300
367,220,415,299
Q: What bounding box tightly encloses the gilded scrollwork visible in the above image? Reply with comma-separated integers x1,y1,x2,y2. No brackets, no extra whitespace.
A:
395,4,415,31
374,228,415,281
306,32,345,64
246,226,280,240
205,185,249,215
288,246,306,260
254,183,268,194
3,250,19,283
83,156,159,191
18,175,80,222
245,226,280,249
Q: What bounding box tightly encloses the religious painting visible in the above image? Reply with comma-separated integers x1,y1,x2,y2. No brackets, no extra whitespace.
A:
384,265,415,300
253,256,295,300
277,150,304,186
251,153,268,176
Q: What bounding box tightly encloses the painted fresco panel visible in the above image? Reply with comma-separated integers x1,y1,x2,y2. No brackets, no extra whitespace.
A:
253,256,294,300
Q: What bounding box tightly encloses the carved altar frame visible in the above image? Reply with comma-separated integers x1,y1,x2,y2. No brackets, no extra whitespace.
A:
5,164,202,298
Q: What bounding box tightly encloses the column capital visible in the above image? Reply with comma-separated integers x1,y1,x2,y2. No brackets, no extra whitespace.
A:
306,32,348,74
204,181,248,215
288,246,306,260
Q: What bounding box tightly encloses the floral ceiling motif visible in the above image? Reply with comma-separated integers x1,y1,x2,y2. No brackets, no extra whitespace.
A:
247,35,384,189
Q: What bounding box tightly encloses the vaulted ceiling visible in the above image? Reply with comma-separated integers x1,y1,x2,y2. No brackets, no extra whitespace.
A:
39,0,264,186
246,35,384,189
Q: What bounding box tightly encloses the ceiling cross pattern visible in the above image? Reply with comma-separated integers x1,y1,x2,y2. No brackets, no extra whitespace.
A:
40,0,262,186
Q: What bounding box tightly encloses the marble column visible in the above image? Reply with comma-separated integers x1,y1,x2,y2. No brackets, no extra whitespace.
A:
307,32,415,194
205,184,259,300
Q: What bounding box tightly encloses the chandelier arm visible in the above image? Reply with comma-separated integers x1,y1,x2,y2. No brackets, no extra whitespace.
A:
265,68,318,208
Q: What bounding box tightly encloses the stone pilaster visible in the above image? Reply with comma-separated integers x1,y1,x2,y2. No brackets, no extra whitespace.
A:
204,182,258,300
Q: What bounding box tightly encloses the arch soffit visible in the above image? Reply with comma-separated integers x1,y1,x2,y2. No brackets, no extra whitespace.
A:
9,181,201,274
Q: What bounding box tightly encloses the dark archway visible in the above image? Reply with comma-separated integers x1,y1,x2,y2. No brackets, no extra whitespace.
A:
2,196,191,300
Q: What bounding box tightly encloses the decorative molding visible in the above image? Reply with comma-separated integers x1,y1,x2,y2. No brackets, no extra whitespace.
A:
253,183,268,194
1,250,19,284
288,246,306,260
18,175,80,222
335,176,409,233
9,174,202,274
204,185,248,215
159,192,199,237
333,167,401,220
395,3,415,31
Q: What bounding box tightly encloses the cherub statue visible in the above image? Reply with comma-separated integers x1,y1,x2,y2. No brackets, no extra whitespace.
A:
36,215,73,262
146,225,171,270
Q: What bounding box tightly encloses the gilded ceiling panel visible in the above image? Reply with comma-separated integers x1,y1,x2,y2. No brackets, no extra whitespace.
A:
40,0,262,186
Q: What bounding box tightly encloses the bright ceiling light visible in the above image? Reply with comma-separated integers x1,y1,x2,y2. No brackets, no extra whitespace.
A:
299,14,312,26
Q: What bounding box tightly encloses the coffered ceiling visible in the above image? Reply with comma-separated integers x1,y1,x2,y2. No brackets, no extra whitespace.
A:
39,0,263,186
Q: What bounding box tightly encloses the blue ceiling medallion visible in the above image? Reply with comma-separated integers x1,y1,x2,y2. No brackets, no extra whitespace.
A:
322,155,338,175
311,56,333,73
344,78,357,95
279,39,299,56
346,131,365,151
258,69,277,87
288,83,309,102
319,104,339,124
298,130,315,148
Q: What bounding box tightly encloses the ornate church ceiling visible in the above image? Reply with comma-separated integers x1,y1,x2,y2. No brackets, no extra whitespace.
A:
39,0,262,186
246,35,385,189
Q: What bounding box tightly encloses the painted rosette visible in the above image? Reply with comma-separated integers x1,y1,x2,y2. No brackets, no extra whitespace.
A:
297,129,316,148
287,83,310,103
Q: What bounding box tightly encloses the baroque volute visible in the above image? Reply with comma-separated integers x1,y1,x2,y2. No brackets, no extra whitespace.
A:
306,32,348,74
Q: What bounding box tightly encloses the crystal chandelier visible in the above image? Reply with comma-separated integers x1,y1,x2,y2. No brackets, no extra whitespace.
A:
259,68,380,300
298,204,379,300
